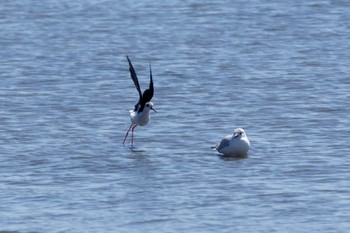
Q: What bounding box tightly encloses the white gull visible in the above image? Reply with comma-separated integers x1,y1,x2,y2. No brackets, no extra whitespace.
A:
213,128,250,156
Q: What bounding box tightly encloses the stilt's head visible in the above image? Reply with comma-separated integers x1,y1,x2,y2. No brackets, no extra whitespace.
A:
145,102,157,113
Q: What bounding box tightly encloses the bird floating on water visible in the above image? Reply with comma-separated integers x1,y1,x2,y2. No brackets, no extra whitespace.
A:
213,128,250,157
122,56,156,147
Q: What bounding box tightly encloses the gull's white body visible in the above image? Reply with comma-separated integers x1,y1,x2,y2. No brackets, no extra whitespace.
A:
215,128,250,156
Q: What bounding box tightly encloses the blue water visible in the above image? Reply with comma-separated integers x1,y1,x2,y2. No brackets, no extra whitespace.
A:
1,0,350,232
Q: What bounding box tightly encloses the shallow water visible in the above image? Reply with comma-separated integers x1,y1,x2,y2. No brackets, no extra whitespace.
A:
1,0,350,232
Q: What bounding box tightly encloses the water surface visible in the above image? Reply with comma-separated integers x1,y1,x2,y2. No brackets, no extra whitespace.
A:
1,0,350,232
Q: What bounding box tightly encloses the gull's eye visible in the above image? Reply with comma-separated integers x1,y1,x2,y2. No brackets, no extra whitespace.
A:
146,103,150,107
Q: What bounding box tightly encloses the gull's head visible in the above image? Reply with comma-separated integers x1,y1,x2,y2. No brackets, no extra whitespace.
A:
233,128,246,138
145,102,157,113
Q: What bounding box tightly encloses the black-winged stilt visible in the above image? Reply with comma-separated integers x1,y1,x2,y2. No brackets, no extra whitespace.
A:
123,56,156,147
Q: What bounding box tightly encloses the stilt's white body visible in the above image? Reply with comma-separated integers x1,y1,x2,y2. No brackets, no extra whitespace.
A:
130,102,153,126
215,128,250,156
123,102,155,146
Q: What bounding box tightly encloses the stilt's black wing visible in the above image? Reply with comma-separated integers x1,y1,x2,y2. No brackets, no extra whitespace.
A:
145,62,154,101
138,63,154,112
126,56,142,110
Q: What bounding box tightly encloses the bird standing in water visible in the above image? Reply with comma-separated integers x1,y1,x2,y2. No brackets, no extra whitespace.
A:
123,56,156,147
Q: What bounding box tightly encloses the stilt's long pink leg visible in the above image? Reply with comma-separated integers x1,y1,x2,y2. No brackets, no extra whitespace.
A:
131,124,137,146
123,124,134,145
